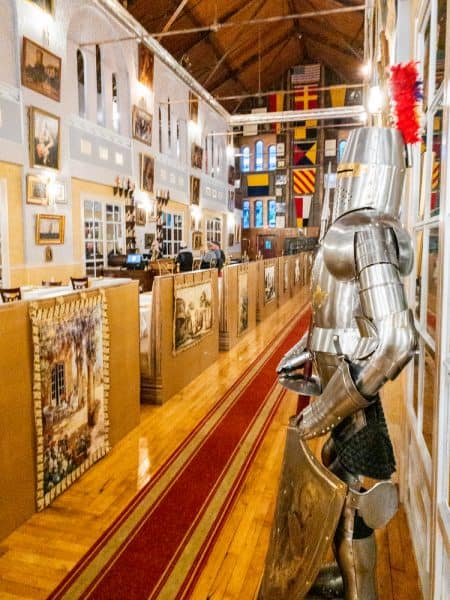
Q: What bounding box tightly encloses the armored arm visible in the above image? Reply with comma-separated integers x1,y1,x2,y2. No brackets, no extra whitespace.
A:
298,222,417,439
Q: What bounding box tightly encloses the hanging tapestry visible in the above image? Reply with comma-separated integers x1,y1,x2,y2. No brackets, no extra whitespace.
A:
173,279,213,354
293,141,317,166
264,265,276,304
237,270,249,336
293,169,316,195
29,292,110,510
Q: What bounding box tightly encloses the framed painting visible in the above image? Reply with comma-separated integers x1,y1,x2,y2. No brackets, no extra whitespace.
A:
264,265,276,304
36,213,65,245
237,271,249,336
191,143,203,169
132,105,152,145
22,37,61,101
173,280,213,354
190,175,200,205
192,231,202,250
29,107,60,170
138,43,154,89
27,174,48,205
140,153,154,192
136,207,146,226
189,91,199,123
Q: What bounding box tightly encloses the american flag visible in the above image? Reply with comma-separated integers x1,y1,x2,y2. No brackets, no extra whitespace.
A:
291,64,321,85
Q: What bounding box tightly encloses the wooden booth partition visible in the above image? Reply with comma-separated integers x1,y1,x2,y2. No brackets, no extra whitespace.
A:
256,258,279,322
219,262,257,351
141,270,219,404
0,281,140,541
277,255,291,308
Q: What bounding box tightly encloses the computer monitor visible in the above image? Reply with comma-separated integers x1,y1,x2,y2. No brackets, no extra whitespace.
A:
126,253,143,268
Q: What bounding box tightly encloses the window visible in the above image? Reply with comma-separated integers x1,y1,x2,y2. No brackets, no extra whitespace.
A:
176,119,180,159
112,73,119,132
167,97,171,150
77,49,86,118
268,145,276,170
95,45,104,125
242,200,250,228
161,211,183,256
338,139,347,162
240,146,250,172
255,140,264,171
254,200,263,227
211,133,215,177
158,107,163,153
206,217,222,245
51,363,65,407
268,199,276,227
83,199,124,275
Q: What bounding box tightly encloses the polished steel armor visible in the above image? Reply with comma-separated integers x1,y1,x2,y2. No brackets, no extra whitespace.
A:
259,127,417,600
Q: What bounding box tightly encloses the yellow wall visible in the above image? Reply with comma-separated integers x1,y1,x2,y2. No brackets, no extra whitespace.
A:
0,162,25,286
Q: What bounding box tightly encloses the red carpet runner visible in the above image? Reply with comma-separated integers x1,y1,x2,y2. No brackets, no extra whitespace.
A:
49,306,310,600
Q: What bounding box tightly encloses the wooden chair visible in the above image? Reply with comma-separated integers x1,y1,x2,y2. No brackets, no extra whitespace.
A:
70,276,89,290
0,287,22,303
42,280,62,287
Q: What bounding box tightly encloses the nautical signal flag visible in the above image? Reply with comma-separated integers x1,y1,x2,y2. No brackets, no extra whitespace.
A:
293,141,317,166
294,120,318,140
293,168,316,195
268,92,284,133
294,85,319,111
247,173,269,197
295,196,312,228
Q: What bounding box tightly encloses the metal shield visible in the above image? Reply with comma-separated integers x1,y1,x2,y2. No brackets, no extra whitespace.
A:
259,420,347,599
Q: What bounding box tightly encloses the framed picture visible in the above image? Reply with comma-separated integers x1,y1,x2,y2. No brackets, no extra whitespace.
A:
189,91,198,123
136,207,146,226
144,233,155,249
26,175,48,205
191,143,203,169
132,105,152,145
138,43,154,89
140,153,154,193
29,107,60,170
192,231,202,250
22,37,61,101
28,0,53,13
35,214,65,245
190,175,200,206
53,181,66,204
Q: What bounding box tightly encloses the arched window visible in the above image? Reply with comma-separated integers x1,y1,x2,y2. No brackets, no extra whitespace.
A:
77,49,86,118
176,119,180,158
268,144,276,170
240,146,250,172
338,139,347,162
211,133,215,177
167,97,171,150
112,73,119,132
95,45,104,125
254,140,264,171
158,107,163,153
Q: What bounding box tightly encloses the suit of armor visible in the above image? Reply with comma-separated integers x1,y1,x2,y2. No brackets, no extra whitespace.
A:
274,127,417,599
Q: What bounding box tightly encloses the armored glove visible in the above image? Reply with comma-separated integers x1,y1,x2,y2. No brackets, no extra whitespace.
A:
277,332,322,396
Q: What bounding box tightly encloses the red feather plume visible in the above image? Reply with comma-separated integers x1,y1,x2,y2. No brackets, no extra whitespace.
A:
390,61,422,144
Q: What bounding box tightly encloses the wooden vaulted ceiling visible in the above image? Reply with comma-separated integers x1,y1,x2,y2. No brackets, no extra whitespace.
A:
123,0,365,113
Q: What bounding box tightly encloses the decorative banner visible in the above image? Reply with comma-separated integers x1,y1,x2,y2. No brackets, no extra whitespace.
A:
294,120,318,140
291,64,321,85
247,173,269,196
173,279,213,354
294,85,318,110
293,141,317,166
29,292,110,510
237,271,249,336
264,265,277,304
329,86,347,107
293,168,316,194
295,195,312,228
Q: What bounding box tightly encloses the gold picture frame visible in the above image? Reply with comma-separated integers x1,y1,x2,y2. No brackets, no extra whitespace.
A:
29,106,60,170
22,37,61,101
36,214,65,245
132,105,152,145
26,174,48,205
138,43,154,89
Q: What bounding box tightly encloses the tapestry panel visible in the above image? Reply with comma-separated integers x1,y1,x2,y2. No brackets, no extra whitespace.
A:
264,265,277,304
237,271,249,337
29,292,110,510
173,280,213,354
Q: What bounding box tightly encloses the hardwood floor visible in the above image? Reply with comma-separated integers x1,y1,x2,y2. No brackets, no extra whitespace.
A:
0,291,422,599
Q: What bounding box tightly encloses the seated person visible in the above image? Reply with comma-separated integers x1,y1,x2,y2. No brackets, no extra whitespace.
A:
175,242,193,272
200,241,219,269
